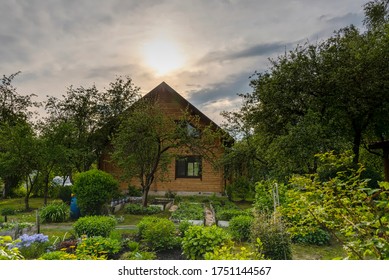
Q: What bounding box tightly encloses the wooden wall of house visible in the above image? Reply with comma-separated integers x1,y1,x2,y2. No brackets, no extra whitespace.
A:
99,83,226,194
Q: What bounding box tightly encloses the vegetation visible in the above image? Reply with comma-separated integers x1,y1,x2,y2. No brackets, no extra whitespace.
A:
72,169,119,216
39,201,69,223
170,202,204,221
125,203,161,215
73,215,117,237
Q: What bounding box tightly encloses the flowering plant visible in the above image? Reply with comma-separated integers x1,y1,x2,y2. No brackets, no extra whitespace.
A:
15,233,49,248
13,233,50,259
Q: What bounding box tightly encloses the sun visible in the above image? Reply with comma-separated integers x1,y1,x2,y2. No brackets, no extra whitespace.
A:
142,36,186,76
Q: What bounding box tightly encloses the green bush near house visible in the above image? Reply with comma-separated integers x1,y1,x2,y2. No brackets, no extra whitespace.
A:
72,169,119,216
229,215,253,242
73,215,117,237
125,203,161,215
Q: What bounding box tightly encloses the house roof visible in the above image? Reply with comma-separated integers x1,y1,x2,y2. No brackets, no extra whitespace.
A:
142,82,234,146
143,81,220,130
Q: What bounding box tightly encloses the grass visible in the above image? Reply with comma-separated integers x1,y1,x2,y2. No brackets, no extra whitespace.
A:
291,242,347,260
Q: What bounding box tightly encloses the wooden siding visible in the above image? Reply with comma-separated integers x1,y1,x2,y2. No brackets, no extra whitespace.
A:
99,82,226,194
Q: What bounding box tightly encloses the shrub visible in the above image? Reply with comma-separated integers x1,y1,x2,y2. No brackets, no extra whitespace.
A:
225,176,255,201
178,220,192,237
72,169,119,216
205,239,264,260
0,236,24,260
119,251,156,260
75,236,121,260
216,209,250,221
182,225,232,260
251,213,292,260
15,233,50,259
229,215,253,242
171,202,204,220
40,201,69,223
291,228,331,246
125,204,161,215
39,251,77,260
73,215,117,237
57,185,72,204
56,239,78,254
137,217,179,251
1,207,16,216
128,185,142,197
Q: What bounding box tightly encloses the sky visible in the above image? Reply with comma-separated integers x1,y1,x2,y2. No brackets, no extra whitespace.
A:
0,0,368,124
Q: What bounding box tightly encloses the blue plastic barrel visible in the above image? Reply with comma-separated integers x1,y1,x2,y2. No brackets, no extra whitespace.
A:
70,196,81,219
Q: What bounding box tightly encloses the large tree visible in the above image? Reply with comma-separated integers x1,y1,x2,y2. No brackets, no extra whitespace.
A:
222,0,389,180
44,76,140,173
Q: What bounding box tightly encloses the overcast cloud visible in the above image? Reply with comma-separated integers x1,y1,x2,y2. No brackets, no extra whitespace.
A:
0,0,367,123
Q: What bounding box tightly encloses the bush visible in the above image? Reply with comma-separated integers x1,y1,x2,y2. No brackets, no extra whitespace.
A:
39,251,77,260
128,185,142,197
205,239,264,260
178,220,192,237
171,202,204,220
1,207,16,216
216,209,250,221
182,225,232,260
40,201,69,223
291,228,331,246
73,215,117,237
125,204,161,215
229,215,253,242
119,250,156,260
72,169,119,216
251,213,292,260
15,233,50,259
225,176,255,201
57,185,72,204
137,217,179,251
0,236,24,260
76,236,121,260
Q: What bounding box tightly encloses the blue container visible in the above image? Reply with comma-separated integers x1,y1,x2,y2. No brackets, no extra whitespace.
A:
70,196,81,219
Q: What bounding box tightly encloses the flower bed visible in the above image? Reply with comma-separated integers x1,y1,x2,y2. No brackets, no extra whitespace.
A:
170,202,204,225
212,201,250,227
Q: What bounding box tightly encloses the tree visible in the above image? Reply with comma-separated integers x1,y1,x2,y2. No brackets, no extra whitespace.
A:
0,122,40,210
222,1,389,179
112,101,220,207
0,72,38,198
44,76,140,173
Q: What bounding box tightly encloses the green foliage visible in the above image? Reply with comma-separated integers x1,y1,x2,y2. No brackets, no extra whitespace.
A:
171,202,204,221
229,215,253,242
254,180,286,213
181,225,232,260
283,151,389,259
1,207,16,216
40,201,69,223
216,209,249,221
119,250,156,260
72,169,119,216
251,213,292,260
225,176,255,201
137,217,179,251
127,185,142,197
204,239,264,260
125,203,161,215
178,220,192,237
291,228,331,246
75,236,121,260
73,215,117,237
56,185,72,204
0,236,24,260
39,251,77,260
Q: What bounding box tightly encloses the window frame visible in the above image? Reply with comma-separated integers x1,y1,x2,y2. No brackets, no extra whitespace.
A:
175,156,202,179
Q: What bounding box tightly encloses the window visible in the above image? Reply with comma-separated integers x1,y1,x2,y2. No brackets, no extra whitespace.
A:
175,120,200,138
175,156,202,178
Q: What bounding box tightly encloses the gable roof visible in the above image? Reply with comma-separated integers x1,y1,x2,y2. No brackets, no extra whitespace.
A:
143,81,221,130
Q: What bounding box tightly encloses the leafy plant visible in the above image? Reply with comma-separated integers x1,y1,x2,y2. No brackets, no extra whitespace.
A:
181,225,232,260
1,207,16,216
171,202,204,220
0,236,24,260
229,215,253,242
72,169,119,215
205,239,264,260
125,203,161,215
76,236,121,260
127,185,142,197
225,176,255,201
40,201,69,223
119,250,156,260
251,212,292,260
39,251,77,260
14,233,50,259
291,228,331,246
73,215,117,237
137,217,179,251
56,185,73,204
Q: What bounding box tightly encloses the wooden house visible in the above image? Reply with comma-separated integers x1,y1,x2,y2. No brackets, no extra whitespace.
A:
99,82,229,195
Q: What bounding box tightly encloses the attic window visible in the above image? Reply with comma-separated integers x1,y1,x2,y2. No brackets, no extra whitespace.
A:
176,120,200,138
175,156,202,178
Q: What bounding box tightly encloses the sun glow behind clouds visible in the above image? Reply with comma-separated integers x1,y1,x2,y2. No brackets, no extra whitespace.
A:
141,35,186,76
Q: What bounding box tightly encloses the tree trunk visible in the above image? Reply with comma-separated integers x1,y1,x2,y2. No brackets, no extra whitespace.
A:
2,175,20,198
352,129,362,165
43,175,49,206
142,186,149,207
